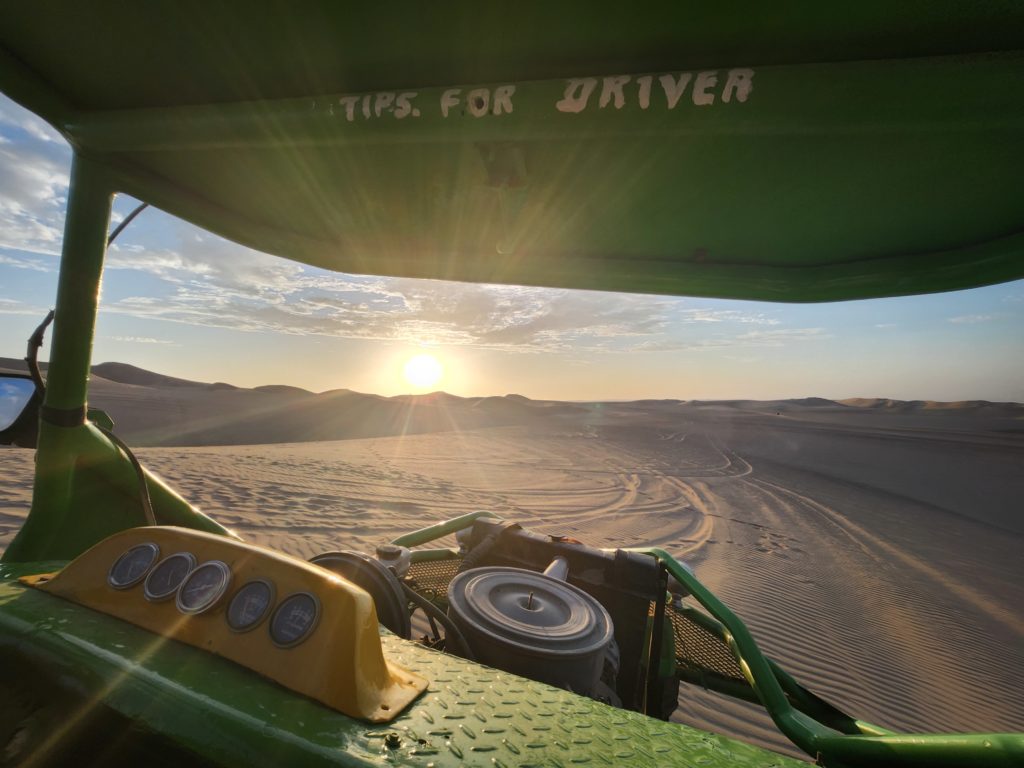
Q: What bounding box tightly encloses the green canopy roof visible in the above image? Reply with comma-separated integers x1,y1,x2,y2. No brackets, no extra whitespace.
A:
2,2,1023,301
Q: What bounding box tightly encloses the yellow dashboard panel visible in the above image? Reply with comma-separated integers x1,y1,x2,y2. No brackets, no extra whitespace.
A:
20,526,427,722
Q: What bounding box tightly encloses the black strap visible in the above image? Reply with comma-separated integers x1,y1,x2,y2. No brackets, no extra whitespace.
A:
40,404,87,427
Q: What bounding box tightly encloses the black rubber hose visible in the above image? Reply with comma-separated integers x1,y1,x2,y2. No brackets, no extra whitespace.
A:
400,582,475,661
107,202,149,246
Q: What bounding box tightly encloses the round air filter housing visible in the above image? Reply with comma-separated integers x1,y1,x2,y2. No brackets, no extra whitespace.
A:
447,567,613,696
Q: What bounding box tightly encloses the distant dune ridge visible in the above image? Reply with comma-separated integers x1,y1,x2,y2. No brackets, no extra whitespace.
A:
2,358,1020,449
0,357,578,446
2,359,1023,759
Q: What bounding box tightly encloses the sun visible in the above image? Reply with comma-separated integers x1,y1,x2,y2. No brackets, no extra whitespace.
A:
403,353,443,390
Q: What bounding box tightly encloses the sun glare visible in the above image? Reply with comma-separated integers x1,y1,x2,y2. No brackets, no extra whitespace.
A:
403,353,443,390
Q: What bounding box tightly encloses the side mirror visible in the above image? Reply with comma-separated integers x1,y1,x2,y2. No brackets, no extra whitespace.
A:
0,373,40,448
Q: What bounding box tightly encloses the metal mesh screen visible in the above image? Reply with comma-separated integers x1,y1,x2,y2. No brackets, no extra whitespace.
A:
668,604,749,687
404,557,462,606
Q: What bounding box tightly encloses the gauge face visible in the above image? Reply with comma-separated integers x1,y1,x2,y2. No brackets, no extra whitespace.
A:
270,593,320,648
144,552,196,601
226,580,275,632
108,543,160,589
176,560,232,615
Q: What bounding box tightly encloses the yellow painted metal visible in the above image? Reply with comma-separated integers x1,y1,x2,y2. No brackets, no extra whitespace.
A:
20,526,427,722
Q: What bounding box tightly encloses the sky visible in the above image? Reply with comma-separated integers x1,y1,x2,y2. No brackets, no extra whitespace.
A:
1,94,1022,402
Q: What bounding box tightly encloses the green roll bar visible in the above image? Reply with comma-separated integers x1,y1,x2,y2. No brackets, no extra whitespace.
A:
637,547,1024,768
390,510,497,549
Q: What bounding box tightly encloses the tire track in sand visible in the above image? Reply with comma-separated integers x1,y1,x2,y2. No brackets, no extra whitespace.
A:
735,476,1024,734
667,444,1024,744
752,477,1024,637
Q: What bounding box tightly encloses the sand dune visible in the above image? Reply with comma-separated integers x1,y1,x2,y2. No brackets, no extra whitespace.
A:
1,358,575,446
1,361,1022,760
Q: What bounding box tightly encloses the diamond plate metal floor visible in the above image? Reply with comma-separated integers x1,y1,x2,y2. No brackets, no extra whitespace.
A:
371,633,806,767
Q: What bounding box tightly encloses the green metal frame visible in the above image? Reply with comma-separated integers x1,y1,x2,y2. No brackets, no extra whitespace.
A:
391,511,496,550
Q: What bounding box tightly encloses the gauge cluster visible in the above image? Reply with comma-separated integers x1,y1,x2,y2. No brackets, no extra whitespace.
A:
26,526,428,721
106,542,319,648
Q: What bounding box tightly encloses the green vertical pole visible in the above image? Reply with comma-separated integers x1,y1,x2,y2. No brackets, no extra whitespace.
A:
42,155,111,412
3,154,113,562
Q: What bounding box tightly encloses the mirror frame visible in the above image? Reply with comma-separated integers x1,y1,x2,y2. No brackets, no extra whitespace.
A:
0,373,41,448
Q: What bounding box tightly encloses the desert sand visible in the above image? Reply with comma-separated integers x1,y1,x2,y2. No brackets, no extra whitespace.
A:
1,361,1022,759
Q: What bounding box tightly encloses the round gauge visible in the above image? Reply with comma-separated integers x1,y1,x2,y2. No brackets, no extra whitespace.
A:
108,543,160,589
176,560,232,615
144,552,197,601
269,593,321,648
226,579,275,632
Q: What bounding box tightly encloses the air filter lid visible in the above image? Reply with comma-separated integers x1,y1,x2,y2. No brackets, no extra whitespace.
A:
448,567,612,658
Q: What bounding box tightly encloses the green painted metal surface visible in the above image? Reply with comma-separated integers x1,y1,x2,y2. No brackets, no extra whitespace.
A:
0,564,804,767
1,3,1023,302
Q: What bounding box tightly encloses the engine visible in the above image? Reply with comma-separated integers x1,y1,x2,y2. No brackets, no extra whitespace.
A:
312,519,681,719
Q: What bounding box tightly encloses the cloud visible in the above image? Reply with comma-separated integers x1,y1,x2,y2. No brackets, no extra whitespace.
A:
105,246,215,281
0,96,72,256
92,215,689,352
734,328,828,344
676,308,780,325
0,297,47,316
0,96,63,143
106,271,680,353
948,314,994,324
0,253,53,272
109,336,177,345
634,327,828,353
93,213,830,356
874,323,896,329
